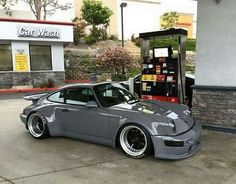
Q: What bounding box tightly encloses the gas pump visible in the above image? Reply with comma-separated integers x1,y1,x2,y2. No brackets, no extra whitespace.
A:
139,28,187,104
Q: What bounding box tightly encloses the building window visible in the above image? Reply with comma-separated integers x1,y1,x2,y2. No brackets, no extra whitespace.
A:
30,45,52,71
0,45,13,71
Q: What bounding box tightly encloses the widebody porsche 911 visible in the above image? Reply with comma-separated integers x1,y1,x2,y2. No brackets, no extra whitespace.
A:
20,82,201,160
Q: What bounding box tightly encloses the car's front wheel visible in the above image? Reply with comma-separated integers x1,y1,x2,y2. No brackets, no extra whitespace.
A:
119,124,152,159
27,113,49,139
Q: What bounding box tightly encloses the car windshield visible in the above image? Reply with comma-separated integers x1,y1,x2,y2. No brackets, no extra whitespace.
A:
93,83,138,107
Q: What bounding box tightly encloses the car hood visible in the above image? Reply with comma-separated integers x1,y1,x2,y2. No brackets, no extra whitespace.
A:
112,99,194,134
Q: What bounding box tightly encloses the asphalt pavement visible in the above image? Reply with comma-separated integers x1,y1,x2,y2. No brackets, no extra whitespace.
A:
0,93,235,184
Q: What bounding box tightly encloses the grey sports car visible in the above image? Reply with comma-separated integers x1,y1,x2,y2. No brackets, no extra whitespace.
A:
20,82,201,160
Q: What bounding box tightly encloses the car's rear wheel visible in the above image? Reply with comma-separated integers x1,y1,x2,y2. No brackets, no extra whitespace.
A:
27,113,49,139
119,125,152,159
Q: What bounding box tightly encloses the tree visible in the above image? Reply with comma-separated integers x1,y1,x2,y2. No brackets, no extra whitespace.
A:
24,0,72,20
81,0,113,43
0,0,17,16
161,12,179,30
72,17,86,45
97,47,133,81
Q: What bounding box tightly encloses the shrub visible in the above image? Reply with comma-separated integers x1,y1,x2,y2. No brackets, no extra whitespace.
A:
147,37,195,51
186,39,196,51
85,35,97,45
100,27,108,40
97,47,133,76
186,63,195,74
109,34,118,41
131,35,141,47
131,34,135,42
80,55,97,73
131,34,196,51
126,67,140,79
72,17,86,45
39,78,56,88
111,74,127,82
85,26,104,45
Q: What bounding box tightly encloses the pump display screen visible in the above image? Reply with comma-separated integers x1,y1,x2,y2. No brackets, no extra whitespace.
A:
154,48,169,58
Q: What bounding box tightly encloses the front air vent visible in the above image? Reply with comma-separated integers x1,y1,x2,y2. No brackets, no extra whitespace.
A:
164,140,184,147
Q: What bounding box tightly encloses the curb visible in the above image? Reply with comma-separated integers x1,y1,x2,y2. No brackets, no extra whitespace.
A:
0,80,92,94
202,124,236,134
0,88,58,94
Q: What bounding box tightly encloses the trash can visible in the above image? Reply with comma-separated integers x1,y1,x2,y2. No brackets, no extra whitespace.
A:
90,73,97,82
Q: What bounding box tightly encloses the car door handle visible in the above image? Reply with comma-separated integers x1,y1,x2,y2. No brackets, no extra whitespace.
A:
61,108,70,112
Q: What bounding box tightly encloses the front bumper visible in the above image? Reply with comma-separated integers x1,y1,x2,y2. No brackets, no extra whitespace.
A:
20,113,27,125
151,120,202,160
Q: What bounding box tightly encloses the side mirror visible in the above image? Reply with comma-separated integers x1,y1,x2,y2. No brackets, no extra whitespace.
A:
85,101,98,108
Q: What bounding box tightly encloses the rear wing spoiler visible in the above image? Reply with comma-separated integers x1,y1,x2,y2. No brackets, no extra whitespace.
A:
24,93,48,102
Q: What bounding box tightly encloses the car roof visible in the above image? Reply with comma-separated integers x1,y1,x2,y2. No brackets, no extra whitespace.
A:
60,82,112,89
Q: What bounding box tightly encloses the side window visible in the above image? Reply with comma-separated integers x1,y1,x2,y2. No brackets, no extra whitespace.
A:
48,90,64,103
65,88,95,105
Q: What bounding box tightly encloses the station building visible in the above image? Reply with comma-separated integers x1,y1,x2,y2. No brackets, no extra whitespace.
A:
0,18,74,88
193,0,236,128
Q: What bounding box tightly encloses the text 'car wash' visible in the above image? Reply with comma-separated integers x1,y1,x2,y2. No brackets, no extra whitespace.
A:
17,26,60,38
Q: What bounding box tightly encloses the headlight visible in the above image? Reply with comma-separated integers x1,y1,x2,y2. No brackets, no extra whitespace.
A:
168,120,176,133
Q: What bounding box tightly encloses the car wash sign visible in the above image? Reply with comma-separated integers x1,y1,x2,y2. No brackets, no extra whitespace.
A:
17,26,60,39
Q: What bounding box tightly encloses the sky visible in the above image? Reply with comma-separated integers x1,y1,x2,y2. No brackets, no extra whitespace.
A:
47,0,75,22
59,0,197,22
0,0,197,22
160,0,197,19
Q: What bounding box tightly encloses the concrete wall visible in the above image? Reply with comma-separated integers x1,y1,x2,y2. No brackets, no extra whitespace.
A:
0,72,65,88
195,0,236,86
120,0,162,39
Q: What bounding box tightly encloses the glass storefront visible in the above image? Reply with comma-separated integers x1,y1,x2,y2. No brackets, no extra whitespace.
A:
30,45,52,71
0,45,13,71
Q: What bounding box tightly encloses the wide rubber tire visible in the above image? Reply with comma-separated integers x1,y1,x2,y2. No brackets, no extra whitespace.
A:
119,124,152,159
27,112,49,139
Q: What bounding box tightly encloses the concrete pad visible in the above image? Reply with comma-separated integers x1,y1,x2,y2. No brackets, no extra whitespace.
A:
11,131,236,184
0,178,5,182
0,95,236,184
0,99,125,180
0,182,12,184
